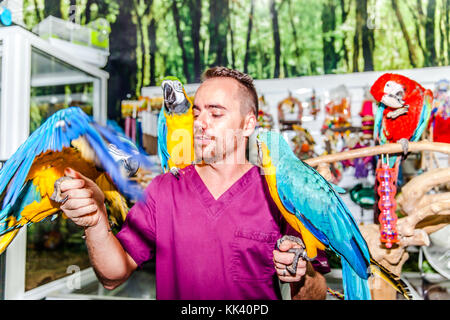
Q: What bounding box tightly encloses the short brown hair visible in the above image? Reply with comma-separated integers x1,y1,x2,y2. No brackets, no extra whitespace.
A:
202,66,259,116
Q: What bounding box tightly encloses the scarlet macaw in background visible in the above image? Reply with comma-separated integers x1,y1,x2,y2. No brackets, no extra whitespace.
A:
371,73,433,165
0,107,152,254
157,77,194,177
370,73,432,248
256,130,411,300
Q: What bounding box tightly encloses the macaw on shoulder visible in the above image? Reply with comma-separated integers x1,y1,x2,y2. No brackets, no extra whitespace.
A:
157,76,194,177
256,130,411,300
0,107,152,254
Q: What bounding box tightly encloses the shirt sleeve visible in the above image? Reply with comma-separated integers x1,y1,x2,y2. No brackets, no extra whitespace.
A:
116,178,158,268
282,221,331,275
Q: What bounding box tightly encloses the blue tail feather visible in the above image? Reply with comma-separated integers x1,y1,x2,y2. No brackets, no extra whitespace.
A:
341,257,371,300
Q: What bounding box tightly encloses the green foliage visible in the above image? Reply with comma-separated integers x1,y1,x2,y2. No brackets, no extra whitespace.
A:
24,0,449,96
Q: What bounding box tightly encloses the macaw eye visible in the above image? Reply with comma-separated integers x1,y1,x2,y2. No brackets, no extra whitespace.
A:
174,82,183,92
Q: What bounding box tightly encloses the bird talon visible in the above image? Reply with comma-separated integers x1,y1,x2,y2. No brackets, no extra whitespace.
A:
50,176,72,203
398,138,409,157
170,167,180,180
277,235,310,276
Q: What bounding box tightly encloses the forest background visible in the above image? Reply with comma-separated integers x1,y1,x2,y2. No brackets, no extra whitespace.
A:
21,0,450,119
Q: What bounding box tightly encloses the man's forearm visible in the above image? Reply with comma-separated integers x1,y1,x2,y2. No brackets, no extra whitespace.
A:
290,262,327,300
84,205,136,289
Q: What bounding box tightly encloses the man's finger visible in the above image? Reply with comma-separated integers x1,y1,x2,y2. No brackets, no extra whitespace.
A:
278,239,302,252
273,250,296,265
61,188,93,200
62,198,95,211
64,168,95,186
60,178,85,192
61,204,98,217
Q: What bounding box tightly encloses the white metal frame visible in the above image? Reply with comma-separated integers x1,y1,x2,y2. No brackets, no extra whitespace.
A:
0,26,108,299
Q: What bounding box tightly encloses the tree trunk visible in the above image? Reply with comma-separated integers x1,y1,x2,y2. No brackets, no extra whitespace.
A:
149,17,157,86
361,0,374,71
189,0,203,82
270,0,281,78
340,0,350,70
391,0,418,68
208,0,229,67
172,0,191,83
228,14,236,70
84,0,95,24
288,0,302,75
322,0,339,74
44,0,62,19
243,0,255,74
425,0,437,66
105,0,138,121
353,0,363,72
445,0,450,64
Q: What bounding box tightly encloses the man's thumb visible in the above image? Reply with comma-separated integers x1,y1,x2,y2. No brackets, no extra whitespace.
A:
64,167,85,180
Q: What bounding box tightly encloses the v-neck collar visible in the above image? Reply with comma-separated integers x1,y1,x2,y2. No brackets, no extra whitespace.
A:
188,165,258,218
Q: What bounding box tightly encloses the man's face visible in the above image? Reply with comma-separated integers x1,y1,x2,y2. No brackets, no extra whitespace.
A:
193,77,254,164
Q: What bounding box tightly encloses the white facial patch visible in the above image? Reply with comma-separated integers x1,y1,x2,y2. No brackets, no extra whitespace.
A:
381,81,405,108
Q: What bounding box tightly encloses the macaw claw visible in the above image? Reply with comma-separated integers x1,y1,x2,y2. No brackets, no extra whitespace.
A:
50,176,72,204
277,235,312,276
170,167,180,180
398,138,409,157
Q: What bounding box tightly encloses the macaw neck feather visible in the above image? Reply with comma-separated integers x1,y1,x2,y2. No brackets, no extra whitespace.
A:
260,143,325,258
164,108,194,169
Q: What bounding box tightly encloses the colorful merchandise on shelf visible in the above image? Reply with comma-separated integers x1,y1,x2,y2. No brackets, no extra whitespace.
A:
278,94,303,126
429,79,450,143
257,95,274,129
291,124,315,160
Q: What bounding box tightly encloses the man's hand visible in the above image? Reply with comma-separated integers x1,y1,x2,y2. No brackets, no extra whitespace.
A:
59,167,106,228
273,239,307,283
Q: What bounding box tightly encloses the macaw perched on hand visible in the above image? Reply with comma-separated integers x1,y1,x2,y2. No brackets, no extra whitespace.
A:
157,77,194,177
0,107,152,254
256,130,411,300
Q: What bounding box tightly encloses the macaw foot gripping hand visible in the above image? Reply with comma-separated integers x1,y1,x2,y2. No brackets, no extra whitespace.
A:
50,176,73,204
276,235,313,275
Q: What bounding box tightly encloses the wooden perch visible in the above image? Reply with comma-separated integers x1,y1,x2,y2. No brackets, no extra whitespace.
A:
304,141,450,167
397,168,450,213
307,143,450,300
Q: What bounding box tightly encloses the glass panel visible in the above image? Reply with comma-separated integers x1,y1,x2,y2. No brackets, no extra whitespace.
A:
29,48,95,133
25,48,99,291
0,43,4,299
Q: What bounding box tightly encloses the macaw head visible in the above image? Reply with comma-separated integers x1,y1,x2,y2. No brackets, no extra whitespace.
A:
370,73,425,109
161,76,192,115
256,130,291,171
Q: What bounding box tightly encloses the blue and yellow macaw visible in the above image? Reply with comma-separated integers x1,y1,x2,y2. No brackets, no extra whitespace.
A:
157,77,194,176
256,130,411,300
0,107,152,254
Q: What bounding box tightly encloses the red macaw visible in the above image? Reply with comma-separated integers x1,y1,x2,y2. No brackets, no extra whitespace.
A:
371,73,433,153
370,73,433,248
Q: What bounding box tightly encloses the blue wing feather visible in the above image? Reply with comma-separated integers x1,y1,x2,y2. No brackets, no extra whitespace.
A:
373,103,385,143
262,131,371,299
157,108,170,172
410,95,432,142
0,107,151,219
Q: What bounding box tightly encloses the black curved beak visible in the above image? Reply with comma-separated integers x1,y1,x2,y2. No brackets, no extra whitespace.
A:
163,83,176,112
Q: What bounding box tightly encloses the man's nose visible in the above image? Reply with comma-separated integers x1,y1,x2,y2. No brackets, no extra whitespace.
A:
194,111,209,130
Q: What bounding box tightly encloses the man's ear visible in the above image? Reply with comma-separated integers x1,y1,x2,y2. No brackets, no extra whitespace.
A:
242,112,257,138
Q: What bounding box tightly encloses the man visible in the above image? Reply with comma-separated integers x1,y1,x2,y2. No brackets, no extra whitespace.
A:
60,67,329,300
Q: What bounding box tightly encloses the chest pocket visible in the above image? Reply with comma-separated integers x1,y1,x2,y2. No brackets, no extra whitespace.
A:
230,229,279,282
